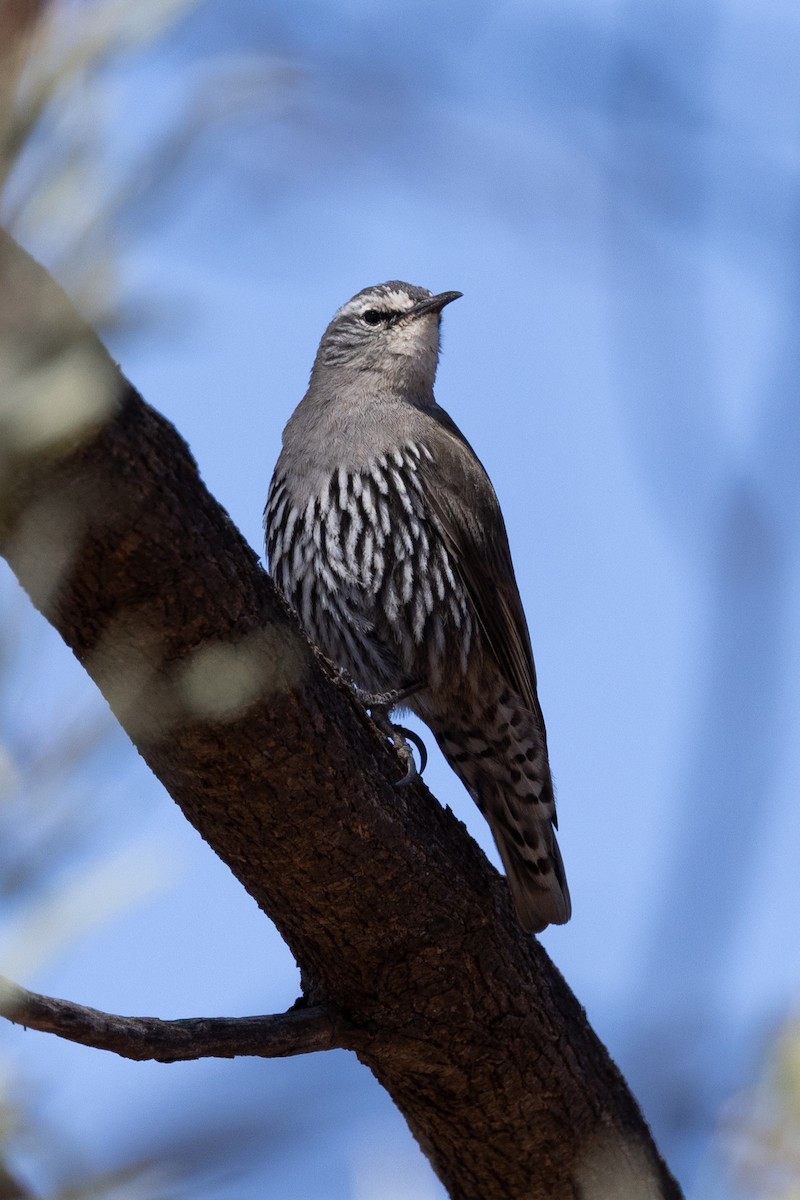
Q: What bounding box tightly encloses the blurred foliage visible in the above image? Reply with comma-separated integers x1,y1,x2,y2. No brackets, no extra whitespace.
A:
1,0,194,330
0,0,295,337
725,1016,800,1200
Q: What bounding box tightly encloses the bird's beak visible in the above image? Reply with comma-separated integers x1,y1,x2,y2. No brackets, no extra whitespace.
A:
402,291,463,321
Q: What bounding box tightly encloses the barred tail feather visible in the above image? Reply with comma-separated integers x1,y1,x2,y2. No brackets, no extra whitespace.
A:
424,678,571,933
492,823,571,933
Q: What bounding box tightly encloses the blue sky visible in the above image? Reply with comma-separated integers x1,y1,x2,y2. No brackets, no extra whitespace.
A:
3,0,800,1196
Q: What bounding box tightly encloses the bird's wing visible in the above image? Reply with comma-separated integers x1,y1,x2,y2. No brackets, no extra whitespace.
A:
420,413,547,740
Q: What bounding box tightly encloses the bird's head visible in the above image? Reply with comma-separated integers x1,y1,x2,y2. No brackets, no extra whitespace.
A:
309,281,462,397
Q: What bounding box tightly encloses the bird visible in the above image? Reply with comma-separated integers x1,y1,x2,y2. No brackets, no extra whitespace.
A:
264,281,571,932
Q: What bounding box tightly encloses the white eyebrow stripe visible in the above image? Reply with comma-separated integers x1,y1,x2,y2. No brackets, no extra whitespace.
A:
335,287,430,321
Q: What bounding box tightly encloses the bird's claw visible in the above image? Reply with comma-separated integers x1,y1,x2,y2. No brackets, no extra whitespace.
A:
390,724,428,786
369,707,428,787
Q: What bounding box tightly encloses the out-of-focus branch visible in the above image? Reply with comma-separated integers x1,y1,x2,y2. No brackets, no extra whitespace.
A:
0,977,347,1062
0,0,48,198
0,0,46,57
0,0,48,116
0,1163,32,1200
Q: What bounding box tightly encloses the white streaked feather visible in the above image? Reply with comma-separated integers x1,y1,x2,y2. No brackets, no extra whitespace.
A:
370,463,390,496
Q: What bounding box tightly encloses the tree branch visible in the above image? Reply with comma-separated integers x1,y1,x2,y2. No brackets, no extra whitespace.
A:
0,977,346,1062
0,229,683,1200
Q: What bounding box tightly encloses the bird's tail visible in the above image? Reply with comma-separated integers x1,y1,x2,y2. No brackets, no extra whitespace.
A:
425,684,572,933
491,820,571,933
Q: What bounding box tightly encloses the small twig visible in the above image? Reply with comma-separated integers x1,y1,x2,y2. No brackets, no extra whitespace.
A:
0,976,350,1063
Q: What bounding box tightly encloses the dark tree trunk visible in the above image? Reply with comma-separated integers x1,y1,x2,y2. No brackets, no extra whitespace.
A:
0,230,683,1200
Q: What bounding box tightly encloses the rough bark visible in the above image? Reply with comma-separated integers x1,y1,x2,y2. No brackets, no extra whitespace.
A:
0,230,683,1200
0,977,344,1062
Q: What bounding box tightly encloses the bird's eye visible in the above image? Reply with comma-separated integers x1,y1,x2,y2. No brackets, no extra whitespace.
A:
362,309,388,326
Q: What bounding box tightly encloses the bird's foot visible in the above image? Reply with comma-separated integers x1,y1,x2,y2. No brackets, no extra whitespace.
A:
368,706,428,788
359,680,423,709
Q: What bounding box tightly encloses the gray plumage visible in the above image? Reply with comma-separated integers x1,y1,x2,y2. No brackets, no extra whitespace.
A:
265,281,571,932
